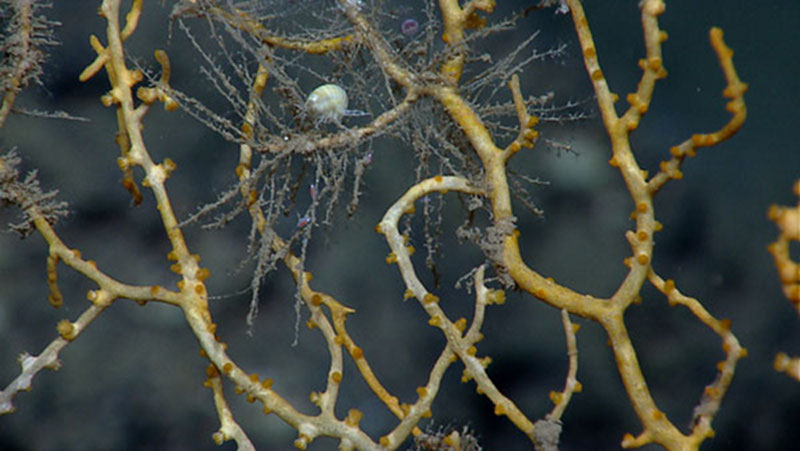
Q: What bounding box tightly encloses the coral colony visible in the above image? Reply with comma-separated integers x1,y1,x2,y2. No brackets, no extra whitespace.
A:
0,1,757,450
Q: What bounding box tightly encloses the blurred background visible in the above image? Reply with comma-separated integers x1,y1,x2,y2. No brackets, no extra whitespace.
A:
1,1,798,450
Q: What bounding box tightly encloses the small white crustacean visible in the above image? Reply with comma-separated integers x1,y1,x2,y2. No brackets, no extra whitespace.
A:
306,83,349,124
305,83,369,126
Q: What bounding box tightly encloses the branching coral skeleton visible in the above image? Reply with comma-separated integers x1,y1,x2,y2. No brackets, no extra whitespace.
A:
1,0,751,449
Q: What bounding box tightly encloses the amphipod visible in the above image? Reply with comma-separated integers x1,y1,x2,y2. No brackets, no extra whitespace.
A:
306,84,348,124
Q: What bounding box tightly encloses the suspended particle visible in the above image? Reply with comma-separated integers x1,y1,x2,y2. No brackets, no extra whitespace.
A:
401,18,419,36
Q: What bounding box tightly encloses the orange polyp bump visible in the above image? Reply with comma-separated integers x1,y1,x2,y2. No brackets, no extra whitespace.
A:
524,129,538,141
648,57,663,72
206,364,218,377
57,319,76,340
591,68,604,81
549,391,563,405
423,293,440,304
167,250,178,261
434,175,443,183
250,373,260,383
637,202,649,213
583,46,596,58
659,31,668,42
351,346,364,359
719,318,732,330
208,322,218,334
170,262,182,274
345,409,363,427
637,230,649,241
416,386,428,398
311,294,322,306
374,223,383,234
454,317,467,332
197,267,211,281
163,157,177,173
651,409,665,421
403,289,415,300
608,156,619,167
704,386,720,398
622,433,636,445
428,316,442,327
494,403,507,416
194,283,205,295
241,122,253,137
692,133,712,147
466,346,477,356
331,371,342,384
235,163,247,178
261,378,274,389
637,253,650,265
385,252,398,264
222,362,233,375
664,279,676,294
137,87,157,104
101,94,115,107
488,289,506,305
